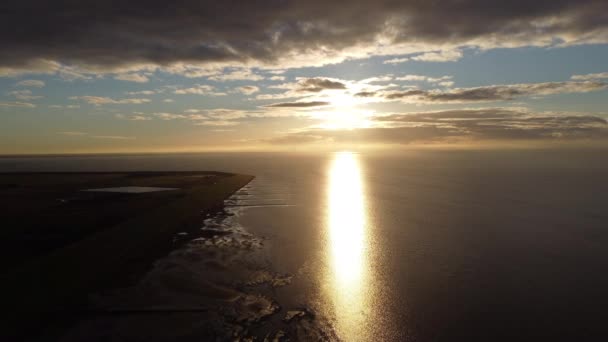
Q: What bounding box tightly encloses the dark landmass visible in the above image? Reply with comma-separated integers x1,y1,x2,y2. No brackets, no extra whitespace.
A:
0,171,253,340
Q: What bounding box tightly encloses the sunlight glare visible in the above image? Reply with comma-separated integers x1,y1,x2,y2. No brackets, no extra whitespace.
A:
326,151,370,341
318,109,373,130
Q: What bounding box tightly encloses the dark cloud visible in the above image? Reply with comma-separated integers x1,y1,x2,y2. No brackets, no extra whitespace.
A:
354,91,378,97
295,78,347,92
264,108,608,145
264,101,330,108
379,81,607,103
1,1,607,73
262,134,327,145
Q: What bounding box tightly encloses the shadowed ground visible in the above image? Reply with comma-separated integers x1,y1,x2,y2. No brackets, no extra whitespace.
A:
0,172,253,340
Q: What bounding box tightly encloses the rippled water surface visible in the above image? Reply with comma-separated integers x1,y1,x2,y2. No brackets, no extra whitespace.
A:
3,150,608,341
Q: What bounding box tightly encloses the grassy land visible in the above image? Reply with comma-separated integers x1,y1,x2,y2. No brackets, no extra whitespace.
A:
0,172,253,340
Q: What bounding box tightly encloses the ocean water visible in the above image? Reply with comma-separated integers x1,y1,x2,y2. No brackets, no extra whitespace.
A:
3,150,608,341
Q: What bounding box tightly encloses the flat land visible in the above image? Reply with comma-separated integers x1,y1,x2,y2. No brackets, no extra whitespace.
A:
0,171,253,339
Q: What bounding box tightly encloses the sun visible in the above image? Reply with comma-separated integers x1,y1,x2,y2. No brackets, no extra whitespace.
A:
318,109,373,130
330,93,356,108
308,93,373,130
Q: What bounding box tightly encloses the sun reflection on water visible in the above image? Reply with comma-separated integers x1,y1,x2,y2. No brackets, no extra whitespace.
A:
326,151,370,341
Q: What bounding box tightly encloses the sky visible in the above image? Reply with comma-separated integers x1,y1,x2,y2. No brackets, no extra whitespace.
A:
1,0,608,154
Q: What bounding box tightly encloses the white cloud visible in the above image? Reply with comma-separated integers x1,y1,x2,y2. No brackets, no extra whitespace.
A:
383,57,410,65
411,50,463,62
193,120,239,126
395,75,453,84
208,69,264,81
115,113,152,121
7,89,43,100
395,75,427,81
571,72,608,81
114,73,150,83
360,75,394,83
57,66,93,81
174,84,226,96
154,113,188,120
15,79,45,87
125,90,158,95
49,104,80,109
0,101,36,108
70,96,151,105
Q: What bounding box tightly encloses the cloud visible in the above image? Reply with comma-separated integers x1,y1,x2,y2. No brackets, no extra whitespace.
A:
571,72,608,81
258,77,350,100
360,75,394,83
208,69,264,81
162,99,174,103
378,81,607,103
0,59,60,77
395,75,453,83
7,89,43,100
262,134,327,145
395,75,427,81
0,101,35,108
294,78,346,92
119,107,295,127
58,131,87,136
115,113,152,121
57,131,135,139
153,109,251,122
49,104,80,109
235,85,260,95
154,113,188,120
114,73,150,83
269,75,286,81
193,120,239,127
410,50,463,62
70,96,151,105
15,79,45,87
57,67,92,81
173,85,226,96
125,90,158,95
383,57,410,65
4,1,607,75
354,91,377,98
382,50,462,64
92,135,135,140
259,78,604,108
264,108,608,145
264,101,330,108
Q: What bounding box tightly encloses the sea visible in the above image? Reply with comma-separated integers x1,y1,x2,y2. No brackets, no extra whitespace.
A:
2,149,608,341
